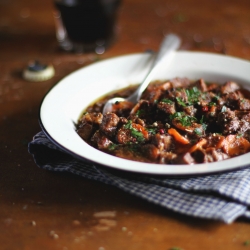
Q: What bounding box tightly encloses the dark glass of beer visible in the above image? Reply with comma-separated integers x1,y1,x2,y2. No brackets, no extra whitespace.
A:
54,0,121,53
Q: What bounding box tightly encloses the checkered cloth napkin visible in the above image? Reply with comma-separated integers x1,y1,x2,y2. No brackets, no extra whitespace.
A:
28,131,250,224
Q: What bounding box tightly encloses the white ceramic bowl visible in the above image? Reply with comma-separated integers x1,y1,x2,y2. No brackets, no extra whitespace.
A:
40,51,250,175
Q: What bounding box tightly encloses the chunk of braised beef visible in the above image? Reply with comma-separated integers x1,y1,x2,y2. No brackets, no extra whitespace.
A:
79,112,103,125
100,112,120,137
151,134,173,151
206,82,219,91
140,82,167,104
238,98,250,110
157,100,176,114
183,105,197,116
172,88,189,105
130,100,150,116
118,117,128,125
129,100,155,123
77,123,93,140
238,112,250,134
158,152,177,164
217,108,240,135
91,130,113,150
241,112,250,121
193,78,208,92
206,133,224,148
243,130,250,141
170,77,190,88
222,91,244,110
173,152,195,164
134,117,146,127
220,81,240,94
175,147,228,164
205,148,229,162
116,128,134,144
117,122,149,144
77,112,103,140
191,149,207,163
141,144,160,161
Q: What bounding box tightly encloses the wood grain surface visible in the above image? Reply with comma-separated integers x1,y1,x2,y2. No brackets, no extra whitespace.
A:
0,0,250,249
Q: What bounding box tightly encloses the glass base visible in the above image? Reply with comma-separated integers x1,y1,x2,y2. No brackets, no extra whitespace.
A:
57,37,114,54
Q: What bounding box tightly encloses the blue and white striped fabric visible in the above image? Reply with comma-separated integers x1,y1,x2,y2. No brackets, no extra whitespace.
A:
28,131,250,224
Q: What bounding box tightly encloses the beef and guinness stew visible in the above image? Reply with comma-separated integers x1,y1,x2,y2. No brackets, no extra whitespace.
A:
76,78,250,164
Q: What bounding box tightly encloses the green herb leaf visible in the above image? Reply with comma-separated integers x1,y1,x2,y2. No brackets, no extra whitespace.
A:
124,120,133,130
236,133,243,138
135,109,145,116
161,98,174,104
170,112,197,127
212,95,220,101
194,127,203,135
124,120,145,143
147,127,158,135
202,123,208,131
131,129,145,142
185,86,200,104
209,102,216,106
176,97,186,107
108,144,118,151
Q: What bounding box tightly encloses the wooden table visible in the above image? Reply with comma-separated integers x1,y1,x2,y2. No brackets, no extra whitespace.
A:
1,0,250,249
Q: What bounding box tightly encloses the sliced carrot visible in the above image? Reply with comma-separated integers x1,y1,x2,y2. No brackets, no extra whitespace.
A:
210,105,217,113
132,123,149,139
215,136,225,149
189,138,207,153
168,128,190,144
222,135,250,156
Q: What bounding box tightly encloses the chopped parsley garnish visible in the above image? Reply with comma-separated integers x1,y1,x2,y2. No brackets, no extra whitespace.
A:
200,115,206,123
185,86,200,103
170,112,184,120
175,87,201,107
123,120,133,129
147,127,158,135
161,98,174,104
124,120,146,142
176,97,186,107
199,116,208,130
212,95,220,101
131,130,145,142
236,133,243,138
135,109,145,116
202,123,208,130
194,127,203,135
209,102,216,106
108,143,118,151
170,112,197,127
